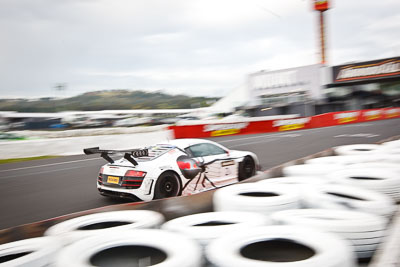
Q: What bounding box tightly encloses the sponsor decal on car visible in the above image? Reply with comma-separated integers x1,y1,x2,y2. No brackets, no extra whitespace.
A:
273,118,311,131
221,160,235,167
177,155,202,180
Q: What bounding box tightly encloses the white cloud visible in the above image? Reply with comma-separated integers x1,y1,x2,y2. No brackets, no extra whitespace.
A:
0,0,399,98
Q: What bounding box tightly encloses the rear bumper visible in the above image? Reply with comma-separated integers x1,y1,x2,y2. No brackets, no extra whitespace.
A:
97,179,154,201
98,188,143,201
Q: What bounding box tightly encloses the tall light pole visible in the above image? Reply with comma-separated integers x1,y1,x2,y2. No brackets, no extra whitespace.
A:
313,0,330,65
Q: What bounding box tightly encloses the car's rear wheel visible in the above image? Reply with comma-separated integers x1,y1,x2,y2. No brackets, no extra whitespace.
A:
239,156,256,181
153,172,182,200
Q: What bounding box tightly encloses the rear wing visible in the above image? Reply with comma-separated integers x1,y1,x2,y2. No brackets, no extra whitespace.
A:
83,147,149,165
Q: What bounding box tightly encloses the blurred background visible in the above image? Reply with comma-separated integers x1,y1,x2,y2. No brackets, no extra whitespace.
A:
0,0,399,133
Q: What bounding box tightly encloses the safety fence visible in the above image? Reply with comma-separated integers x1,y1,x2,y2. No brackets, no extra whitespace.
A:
169,107,400,138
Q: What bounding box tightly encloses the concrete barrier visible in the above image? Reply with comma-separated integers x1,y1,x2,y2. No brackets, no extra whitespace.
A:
0,130,173,159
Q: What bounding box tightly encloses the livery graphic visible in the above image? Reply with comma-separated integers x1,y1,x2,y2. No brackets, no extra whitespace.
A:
177,155,202,180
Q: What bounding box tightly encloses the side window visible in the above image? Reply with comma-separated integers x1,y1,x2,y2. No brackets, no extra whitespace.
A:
187,143,227,157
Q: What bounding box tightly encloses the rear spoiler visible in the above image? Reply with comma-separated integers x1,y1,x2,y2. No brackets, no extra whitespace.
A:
83,147,149,165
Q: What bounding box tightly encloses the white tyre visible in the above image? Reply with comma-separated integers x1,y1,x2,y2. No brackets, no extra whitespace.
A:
355,250,375,259
305,155,382,165
45,210,164,244
213,184,301,215
0,237,61,267
382,140,400,148
270,209,386,259
282,164,342,177
344,163,400,173
54,230,202,267
257,176,327,185
334,144,382,156
327,168,400,201
333,230,386,240
380,147,400,154
345,236,383,246
271,209,387,233
205,225,356,267
381,140,400,154
162,211,270,247
301,184,396,218
378,154,400,163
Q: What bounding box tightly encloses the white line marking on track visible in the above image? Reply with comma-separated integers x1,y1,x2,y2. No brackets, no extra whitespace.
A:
0,157,103,173
0,163,102,180
227,138,279,149
334,133,380,138
217,126,339,144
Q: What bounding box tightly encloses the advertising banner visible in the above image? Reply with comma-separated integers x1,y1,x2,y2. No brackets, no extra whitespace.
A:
272,117,312,132
332,57,400,84
383,107,400,119
169,108,400,138
248,64,323,100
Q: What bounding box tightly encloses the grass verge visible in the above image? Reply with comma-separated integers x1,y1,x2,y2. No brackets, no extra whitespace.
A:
0,156,59,164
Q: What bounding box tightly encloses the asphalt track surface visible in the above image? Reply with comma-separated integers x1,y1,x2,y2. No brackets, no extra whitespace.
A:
0,119,399,230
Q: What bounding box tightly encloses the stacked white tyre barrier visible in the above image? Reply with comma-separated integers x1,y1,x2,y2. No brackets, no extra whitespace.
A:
282,164,342,177
45,210,164,244
271,209,388,259
0,237,61,267
213,184,301,215
205,225,356,267
327,168,400,202
54,230,202,267
301,184,396,218
162,211,270,248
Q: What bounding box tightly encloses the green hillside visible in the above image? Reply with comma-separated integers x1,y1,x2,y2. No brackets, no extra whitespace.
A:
0,90,219,112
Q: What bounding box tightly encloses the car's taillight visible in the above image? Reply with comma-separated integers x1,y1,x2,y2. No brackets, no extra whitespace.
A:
99,167,104,174
124,170,146,178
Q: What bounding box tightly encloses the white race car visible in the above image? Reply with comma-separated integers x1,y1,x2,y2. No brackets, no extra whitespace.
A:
84,138,259,201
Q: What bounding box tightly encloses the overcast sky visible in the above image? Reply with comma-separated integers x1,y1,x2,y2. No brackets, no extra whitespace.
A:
1,0,399,98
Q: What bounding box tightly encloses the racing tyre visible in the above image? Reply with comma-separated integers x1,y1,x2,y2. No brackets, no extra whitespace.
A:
301,184,396,218
154,172,182,200
305,155,382,165
327,168,400,202
257,176,328,186
238,156,256,181
44,210,165,244
205,225,356,267
213,183,301,215
333,144,382,156
271,209,388,259
54,230,202,267
162,211,271,247
0,237,61,267
382,140,400,148
282,164,342,177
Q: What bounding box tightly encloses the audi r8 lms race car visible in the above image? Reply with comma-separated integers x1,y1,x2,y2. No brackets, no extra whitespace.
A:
84,138,259,201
